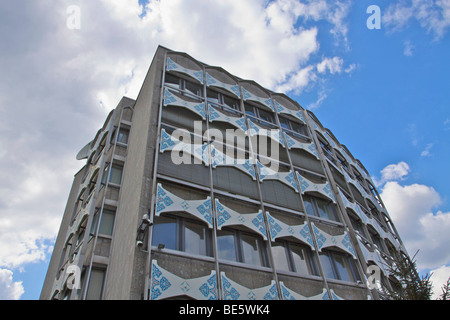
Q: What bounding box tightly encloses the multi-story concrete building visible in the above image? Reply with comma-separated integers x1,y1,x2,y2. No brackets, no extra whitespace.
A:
41,46,407,300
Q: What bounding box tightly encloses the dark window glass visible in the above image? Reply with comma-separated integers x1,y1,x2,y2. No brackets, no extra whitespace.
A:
217,230,238,262
245,104,256,117
258,109,274,123
152,216,177,250
272,242,290,272
241,233,264,267
184,220,208,256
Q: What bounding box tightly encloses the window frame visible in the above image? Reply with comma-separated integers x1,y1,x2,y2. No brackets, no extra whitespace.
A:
207,88,241,113
319,249,361,283
272,240,319,276
151,214,213,258
164,72,203,97
318,137,336,165
303,195,340,222
217,228,270,268
244,103,275,126
86,268,106,300
117,128,130,145
108,164,123,185
278,115,308,139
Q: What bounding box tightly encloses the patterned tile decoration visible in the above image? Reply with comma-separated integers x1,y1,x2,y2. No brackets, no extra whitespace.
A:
311,120,338,150
81,117,114,163
365,213,399,248
65,201,92,246
207,104,248,132
256,161,299,192
273,100,305,124
282,132,320,159
367,192,385,214
247,119,285,148
339,146,355,167
163,88,206,119
337,188,367,224
215,199,267,240
159,128,209,165
311,222,357,258
206,73,241,98
266,212,315,250
210,144,258,180
279,283,335,300
357,238,391,276
240,88,275,112
341,169,371,200
221,272,279,300
150,260,217,300
155,183,213,228
78,162,100,197
295,171,336,203
166,57,204,84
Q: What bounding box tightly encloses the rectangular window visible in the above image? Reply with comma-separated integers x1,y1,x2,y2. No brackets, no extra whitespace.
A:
319,250,360,282
152,216,177,250
271,242,291,272
217,230,238,262
272,240,318,276
258,109,274,124
316,198,336,221
244,104,274,124
303,197,315,216
290,243,315,275
165,73,202,97
99,209,115,236
109,164,123,185
279,116,308,137
206,88,220,104
241,233,264,267
244,104,256,118
217,229,269,267
320,140,335,163
185,80,202,97
303,195,339,222
117,128,129,144
151,215,212,257
165,73,181,89
223,95,240,111
86,269,106,300
184,220,209,256
349,214,366,238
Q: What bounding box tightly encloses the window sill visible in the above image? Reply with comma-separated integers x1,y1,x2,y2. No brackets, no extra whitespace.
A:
275,269,322,282
217,259,272,273
325,277,365,288
150,246,215,263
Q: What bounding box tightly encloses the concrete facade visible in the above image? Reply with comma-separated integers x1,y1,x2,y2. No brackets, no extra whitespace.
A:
41,46,407,300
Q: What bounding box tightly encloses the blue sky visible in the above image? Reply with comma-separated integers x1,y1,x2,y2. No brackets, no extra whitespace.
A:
0,0,449,300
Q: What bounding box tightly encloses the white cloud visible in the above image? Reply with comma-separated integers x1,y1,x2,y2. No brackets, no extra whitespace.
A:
430,265,450,300
378,163,450,271
0,0,355,297
317,56,344,74
0,269,24,300
403,40,414,56
421,143,434,157
444,118,450,130
383,0,450,39
374,161,410,186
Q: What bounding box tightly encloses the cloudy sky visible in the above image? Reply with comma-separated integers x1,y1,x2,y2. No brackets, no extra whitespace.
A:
0,0,449,300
